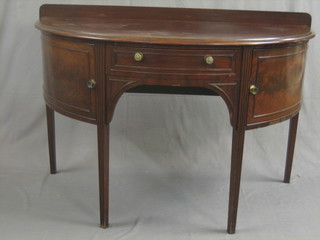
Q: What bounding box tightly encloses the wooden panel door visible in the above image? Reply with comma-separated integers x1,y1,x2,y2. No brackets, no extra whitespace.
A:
42,34,97,123
247,43,308,128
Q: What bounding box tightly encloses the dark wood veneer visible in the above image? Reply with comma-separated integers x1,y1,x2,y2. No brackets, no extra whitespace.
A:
35,5,314,46
247,43,307,127
42,34,97,123
36,4,314,234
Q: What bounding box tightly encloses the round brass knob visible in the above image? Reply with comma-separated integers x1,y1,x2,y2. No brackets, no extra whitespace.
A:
204,55,214,65
87,79,96,89
134,52,144,62
249,85,259,95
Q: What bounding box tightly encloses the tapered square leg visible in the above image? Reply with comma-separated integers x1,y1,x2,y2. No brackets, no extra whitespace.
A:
97,122,110,228
227,127,246,234
284,113,299,183
46,105,57,174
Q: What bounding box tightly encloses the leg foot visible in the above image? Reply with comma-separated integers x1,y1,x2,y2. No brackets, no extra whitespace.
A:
100,223,109,229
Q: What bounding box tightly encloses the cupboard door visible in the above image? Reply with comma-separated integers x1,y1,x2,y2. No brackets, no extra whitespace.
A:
247,44,307,128
42,35,96,123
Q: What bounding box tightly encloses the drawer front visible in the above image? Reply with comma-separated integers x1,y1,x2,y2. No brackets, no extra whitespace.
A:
247,43,308,128
42,34,97,123
107,46,241,81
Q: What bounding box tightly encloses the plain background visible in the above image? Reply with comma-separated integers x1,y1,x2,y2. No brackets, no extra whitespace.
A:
0,0,319,239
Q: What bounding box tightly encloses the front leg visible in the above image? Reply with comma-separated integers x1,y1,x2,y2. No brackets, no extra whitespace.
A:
227,125,246,234
46,105,57,174
97,122,110,228
284,113,299,183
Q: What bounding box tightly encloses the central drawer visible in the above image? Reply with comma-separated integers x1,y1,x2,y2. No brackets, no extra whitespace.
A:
107,45,241,81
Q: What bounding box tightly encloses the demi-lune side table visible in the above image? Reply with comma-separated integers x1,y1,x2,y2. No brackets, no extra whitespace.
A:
35,4,314,233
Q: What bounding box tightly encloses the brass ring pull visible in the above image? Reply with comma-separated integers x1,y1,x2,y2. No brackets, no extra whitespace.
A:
134,52,144,61
87,79,96,89
204,55,214,65
249,85,259,95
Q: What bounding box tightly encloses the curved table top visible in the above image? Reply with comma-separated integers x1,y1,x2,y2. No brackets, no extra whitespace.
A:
35,4,314,46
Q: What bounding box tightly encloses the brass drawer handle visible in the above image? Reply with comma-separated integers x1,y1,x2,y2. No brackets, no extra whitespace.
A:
249,85,259,95
204,55,214,65
134,52,144,61
87,79,96,89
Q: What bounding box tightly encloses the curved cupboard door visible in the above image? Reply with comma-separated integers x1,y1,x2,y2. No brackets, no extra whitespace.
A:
247,43,307,128
42,34,97,123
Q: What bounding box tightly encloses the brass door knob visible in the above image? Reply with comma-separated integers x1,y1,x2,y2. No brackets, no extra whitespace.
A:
249,85,259,95
87,79,96,89
204,55,214,65
134,52,144,61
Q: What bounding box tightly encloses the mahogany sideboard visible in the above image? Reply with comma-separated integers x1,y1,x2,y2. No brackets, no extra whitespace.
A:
35,4,314,234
